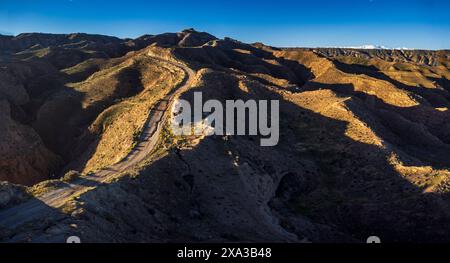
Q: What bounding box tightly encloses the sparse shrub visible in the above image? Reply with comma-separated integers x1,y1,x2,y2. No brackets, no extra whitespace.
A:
62,170,81,182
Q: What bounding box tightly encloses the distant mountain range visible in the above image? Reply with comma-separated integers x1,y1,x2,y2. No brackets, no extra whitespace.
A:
330,44,413,50
0,34,417,51
0,29,449,243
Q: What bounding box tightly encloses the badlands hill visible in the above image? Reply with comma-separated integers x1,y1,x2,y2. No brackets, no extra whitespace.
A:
0,29,449,242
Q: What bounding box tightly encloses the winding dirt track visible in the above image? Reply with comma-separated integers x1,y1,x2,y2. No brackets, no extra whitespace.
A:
0,55,195,231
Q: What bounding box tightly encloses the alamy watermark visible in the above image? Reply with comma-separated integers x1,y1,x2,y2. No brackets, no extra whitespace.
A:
171,92,279,146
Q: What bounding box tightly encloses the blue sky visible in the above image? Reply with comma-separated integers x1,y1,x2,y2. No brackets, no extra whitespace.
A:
0,0,449,49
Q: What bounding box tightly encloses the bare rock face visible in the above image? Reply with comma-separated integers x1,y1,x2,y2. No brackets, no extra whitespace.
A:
0,100,60,185
0,32,172,186
0,30,449,243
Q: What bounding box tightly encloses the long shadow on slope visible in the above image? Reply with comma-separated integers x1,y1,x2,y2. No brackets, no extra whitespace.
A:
7,47,152,181
3,74,450,242
265,86,450,242
301,81,450,168
0,175,107,242
0,56,93,184
428,76,450,93
174,43,314,89
333,60,450,108
144,74,450,242
32,77,450,242
42,64,147,176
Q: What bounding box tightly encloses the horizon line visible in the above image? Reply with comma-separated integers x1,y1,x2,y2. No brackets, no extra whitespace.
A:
0,29,448,51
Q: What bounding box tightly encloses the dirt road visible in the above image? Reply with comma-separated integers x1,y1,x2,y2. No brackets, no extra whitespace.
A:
0,55,195,231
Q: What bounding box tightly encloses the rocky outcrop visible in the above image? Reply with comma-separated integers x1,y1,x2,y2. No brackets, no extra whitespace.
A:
178,28,217,47
0,182,30,209
0,30,450,243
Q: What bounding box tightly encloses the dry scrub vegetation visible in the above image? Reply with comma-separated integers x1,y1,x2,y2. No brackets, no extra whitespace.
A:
1,30,450,242
80,55,185,172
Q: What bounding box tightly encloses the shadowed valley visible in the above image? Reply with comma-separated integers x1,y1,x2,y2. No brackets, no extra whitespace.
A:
0,29,449,242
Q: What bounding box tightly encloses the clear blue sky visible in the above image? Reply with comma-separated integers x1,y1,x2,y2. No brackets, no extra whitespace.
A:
0,0,449,49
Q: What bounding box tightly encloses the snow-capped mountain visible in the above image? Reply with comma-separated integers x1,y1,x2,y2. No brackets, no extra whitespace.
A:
330,44,412,50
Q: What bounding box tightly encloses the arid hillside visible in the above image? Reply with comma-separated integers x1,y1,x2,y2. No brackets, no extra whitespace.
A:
0,29,449,242
0,29,210,185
